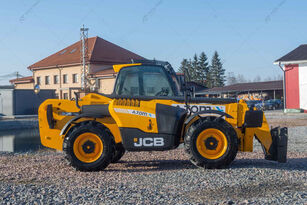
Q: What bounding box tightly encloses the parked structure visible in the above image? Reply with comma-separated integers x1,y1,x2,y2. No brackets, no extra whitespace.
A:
274,44,307,112
0,86,56,116
196,80,283,100
10,36,145,99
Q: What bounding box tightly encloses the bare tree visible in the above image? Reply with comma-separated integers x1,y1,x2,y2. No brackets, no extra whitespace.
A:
226,72,237,85
237,74,247,83
253,75,262,82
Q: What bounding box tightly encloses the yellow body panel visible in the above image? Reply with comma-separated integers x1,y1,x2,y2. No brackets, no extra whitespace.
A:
109,100,159,133
38,93,121,150
39,99,78,150
113,63,142,73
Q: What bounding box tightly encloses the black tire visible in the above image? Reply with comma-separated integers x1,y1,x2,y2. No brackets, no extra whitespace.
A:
63,121,115,171
184,117,238,169
111,143,126,163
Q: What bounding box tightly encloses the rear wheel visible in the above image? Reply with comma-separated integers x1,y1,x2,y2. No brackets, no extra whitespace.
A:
184,117,238,169
63,122,115,171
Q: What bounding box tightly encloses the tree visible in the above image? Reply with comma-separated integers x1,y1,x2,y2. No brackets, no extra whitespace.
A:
179,51,225,88
236,74,247,83
226,72,237,85
198,52,209,87
191,54,199,82
264,76,272,81
187,58,194,82
253,75,262,82
210,51,225,87
179,58,189,80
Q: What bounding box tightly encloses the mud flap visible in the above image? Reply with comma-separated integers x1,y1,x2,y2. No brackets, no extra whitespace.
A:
266,127,288,163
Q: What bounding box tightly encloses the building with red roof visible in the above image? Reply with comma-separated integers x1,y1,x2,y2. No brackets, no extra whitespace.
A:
274,44,307,112
11,36,146,99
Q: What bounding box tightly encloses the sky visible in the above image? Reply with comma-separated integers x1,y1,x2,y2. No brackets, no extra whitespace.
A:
0,0,307,85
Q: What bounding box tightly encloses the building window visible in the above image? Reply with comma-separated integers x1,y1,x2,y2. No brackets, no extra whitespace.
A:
36,76,41,85
45,76,50,85
54,75,59,84
63,74,68,84
63,93,68,99
72,74,78,83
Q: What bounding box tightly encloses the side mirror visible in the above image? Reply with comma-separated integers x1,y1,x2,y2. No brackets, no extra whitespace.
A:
34,84,40,94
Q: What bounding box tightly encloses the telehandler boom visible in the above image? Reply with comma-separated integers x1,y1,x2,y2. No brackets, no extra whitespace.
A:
38,61,288,171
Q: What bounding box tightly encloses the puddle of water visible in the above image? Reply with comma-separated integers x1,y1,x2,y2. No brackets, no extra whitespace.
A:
0,128,44,152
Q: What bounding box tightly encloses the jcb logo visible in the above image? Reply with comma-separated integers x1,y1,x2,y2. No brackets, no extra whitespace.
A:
133,138,164,147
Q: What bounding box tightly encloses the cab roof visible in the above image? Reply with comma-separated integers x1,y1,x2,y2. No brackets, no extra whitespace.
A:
112,60,176,75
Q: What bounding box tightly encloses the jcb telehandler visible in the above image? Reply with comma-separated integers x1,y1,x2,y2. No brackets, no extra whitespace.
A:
38,60,288,171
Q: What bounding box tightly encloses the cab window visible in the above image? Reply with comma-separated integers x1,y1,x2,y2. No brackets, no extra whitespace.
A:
115,67,139,96
114,65,175,97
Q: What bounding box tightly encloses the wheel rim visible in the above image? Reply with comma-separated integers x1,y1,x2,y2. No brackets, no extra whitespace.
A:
196,128,228,160
73,132,103,163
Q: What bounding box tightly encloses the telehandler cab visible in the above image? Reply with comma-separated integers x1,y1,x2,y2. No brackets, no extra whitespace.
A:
38,60,288,171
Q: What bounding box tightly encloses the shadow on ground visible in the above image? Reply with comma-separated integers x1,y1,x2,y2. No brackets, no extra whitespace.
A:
106,157,307,172
232,157,307,171
106,159,196,172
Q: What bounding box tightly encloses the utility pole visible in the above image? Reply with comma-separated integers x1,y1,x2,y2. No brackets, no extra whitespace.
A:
80,25,89,90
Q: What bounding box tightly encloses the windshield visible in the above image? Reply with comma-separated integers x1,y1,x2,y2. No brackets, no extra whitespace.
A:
114,65,180,97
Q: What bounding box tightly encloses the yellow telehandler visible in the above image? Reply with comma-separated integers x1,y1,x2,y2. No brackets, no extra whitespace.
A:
38,60,287,171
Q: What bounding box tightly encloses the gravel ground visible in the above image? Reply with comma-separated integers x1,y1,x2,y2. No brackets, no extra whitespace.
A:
0,115,306,204
265,110,307,127
0,150,306,204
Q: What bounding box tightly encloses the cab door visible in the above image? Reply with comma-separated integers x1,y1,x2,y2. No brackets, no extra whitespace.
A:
109,64,181,151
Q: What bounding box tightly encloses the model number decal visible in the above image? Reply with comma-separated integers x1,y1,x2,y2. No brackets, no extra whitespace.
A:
114,108,156,118
133,138,164,147
172,104,226,114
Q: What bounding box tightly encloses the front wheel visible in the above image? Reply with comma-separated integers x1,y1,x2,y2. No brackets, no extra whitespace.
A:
63,122,115,171
184,117,238,169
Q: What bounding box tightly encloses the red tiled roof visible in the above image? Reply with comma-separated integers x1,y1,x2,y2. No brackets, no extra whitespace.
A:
28,36,146,70
200,80,283,94
10,76,33,84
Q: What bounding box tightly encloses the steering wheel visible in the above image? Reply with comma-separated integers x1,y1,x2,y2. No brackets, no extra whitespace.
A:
155,88,169,96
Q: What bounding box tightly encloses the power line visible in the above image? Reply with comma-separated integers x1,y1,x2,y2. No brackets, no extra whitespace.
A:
0,72,24,79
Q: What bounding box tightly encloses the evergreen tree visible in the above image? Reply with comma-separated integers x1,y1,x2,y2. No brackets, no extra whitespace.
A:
207,65,213,88
198,52,209,87
179,58,189,80
191,54,199,82
210,51,225,87
187,58,194,81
